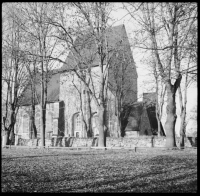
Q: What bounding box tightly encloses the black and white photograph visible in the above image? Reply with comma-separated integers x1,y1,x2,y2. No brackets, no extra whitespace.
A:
2,2,197,193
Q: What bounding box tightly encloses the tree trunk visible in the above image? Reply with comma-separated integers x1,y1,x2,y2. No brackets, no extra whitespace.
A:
86,117,92,138
178,62,189,148
117,114,122,138
5,129,10,146
30,74,37,139
6,108,16,145
32,109,37,139
40,78,45,147
6,126,14,145
29,116,33,139
115,97,121,138
81,115,87,138
155,99,161,137
180,108,186,148
40,38,47,147
86,90,92,137
79,87,92,138
156,113,161,137
165,84,177,148
40,107,45,146
98,106,105,147
97,55,107,147
155,75,161,137
9,126,15,145
29,110,37,139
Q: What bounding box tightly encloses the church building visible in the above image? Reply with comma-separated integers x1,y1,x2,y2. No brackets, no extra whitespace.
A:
15,24,160,140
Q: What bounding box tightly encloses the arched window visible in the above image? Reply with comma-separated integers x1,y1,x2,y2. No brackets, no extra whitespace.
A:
23,114,29,133
76,113,81,131
74,113,81,138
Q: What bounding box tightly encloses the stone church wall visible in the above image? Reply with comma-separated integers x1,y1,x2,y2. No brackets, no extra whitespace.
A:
16,136,197,148
59,70,122,138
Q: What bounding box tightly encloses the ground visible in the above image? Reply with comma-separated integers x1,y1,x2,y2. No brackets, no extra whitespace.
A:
2,148,197,192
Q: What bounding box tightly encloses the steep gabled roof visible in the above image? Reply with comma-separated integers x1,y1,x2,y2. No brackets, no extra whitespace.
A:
57,24,137,106
60,24,136,76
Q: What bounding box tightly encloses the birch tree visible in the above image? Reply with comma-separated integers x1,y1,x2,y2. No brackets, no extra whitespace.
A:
178,20,197,147
152,62,166,137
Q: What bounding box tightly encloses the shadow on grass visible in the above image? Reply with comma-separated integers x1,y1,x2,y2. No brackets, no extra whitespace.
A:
51,170,197,192
38,164,196,192
83,170,196,192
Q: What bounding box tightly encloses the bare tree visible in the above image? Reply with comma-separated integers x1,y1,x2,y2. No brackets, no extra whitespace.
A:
71,73,93,137
14,3,59,146
24,54,40,139
109,47,137,137
46,2,123,147
178,48,197,147
2,3,29,145
124,2,197,147
134,49,166,137
179,14,197,147
153,63,166,137
70,2,111,147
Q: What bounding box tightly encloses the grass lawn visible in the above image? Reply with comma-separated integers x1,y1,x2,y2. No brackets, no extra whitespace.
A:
1,148,197,192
